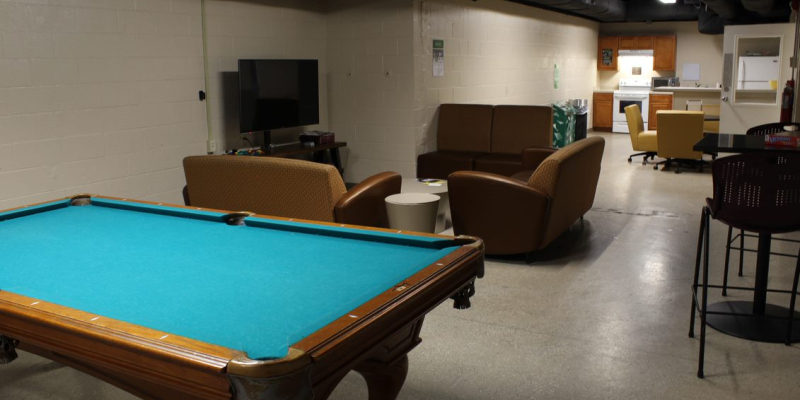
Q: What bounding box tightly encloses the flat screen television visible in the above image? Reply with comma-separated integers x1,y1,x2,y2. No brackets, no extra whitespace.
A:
238,59,319,141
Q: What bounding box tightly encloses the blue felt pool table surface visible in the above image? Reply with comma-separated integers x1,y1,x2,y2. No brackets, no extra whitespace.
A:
0,198,460,360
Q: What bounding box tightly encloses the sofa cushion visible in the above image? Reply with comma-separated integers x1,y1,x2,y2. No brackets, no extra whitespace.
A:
510,169,534,183
474,154,524,176
417,151,486,180
437,104,494,153
490,105,553,154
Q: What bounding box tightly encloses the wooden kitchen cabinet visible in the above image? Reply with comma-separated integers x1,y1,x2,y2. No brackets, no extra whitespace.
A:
648,94,673,130
619,36,653,50
597,37,618,71
618,36,635,50
653,36,677,71
634,36,653,50
593,92,614,130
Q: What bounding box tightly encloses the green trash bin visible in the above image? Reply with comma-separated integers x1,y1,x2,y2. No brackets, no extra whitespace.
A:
552,102,576,148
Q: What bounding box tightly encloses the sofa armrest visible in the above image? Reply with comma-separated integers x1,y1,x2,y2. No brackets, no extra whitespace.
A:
182,185,191,206
448,171,550,255
521,147,558,170
334,171,402,228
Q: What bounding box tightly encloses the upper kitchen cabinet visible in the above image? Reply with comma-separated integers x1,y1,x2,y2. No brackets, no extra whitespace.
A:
653,36,677,71
598,36,619,70
618,36,635,50
635,36,654,50
619,36,653,50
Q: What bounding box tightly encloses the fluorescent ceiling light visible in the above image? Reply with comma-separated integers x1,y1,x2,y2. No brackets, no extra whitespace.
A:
659,0,677,3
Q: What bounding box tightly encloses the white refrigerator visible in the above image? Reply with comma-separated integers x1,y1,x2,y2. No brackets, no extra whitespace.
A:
736,56,779,90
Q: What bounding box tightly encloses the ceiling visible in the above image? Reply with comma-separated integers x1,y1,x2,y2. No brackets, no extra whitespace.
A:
504,0,793,33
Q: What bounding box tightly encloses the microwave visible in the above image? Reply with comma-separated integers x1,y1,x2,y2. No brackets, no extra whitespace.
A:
652,77,679,88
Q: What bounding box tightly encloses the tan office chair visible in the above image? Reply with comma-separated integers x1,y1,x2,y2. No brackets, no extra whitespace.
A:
653,110,706,173
624,105,657,165
702,104,719,133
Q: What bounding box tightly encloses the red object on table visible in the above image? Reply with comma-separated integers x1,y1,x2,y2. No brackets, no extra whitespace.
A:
765,134,800,148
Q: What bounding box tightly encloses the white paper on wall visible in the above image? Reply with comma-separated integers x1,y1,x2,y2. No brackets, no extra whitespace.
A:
682,63,701,81
433,49,444,77
433,39,444,77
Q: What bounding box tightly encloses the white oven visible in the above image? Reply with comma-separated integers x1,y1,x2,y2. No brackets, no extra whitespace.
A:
612,78,651,133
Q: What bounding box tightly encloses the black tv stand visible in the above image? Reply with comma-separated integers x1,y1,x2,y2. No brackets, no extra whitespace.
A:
261,130,274,150
256,142,347,175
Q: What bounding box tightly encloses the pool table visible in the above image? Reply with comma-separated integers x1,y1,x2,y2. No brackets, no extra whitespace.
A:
0,195,484,400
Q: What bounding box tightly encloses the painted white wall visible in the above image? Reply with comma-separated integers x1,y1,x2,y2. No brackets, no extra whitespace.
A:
0,0,208,209
414,0,599,156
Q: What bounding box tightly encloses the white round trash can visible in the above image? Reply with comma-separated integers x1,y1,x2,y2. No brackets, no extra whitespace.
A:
385,193,440,233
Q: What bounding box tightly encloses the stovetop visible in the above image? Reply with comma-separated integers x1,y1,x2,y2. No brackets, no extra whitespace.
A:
617,78,651,93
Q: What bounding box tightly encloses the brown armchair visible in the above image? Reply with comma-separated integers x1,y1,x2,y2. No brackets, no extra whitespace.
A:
183,156,401,229
448,137,605,259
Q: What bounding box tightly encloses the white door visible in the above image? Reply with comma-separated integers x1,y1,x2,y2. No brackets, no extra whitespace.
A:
720,23,795,134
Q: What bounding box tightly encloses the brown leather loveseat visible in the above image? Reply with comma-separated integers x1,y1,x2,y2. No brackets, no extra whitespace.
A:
447,136,605,259
183,155,401,228
417,104,553,179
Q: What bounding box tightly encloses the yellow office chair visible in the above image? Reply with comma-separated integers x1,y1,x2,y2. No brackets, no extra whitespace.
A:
624,105,658,165
702,104,719,133
654,110,706,173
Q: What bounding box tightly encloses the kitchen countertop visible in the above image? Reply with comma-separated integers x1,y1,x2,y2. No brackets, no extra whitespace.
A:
653,87,722,93
594,89,675,96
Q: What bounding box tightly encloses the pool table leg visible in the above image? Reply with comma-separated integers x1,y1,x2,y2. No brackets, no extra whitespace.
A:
354,354,409,400
229,366,313,400
0,335,19,364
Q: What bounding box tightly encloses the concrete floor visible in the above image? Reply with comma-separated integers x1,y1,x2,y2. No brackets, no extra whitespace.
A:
2,132,799,399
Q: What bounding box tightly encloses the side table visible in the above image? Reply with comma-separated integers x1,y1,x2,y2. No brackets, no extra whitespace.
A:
385,193,440,234
401,179,450,233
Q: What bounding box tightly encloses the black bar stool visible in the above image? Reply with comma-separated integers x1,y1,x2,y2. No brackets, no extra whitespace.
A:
689,152,800,378
720,123,800,295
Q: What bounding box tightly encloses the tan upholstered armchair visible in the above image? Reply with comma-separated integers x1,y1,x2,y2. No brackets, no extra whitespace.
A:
448,137,605,261
624,104,658,165
182,156,401,228
653,110,706,173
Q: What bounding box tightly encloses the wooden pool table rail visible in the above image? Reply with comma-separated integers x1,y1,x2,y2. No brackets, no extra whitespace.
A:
0,194,485,400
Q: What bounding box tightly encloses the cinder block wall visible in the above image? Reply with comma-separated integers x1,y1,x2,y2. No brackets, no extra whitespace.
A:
0,0,600,208
326,0,417,183
0,0,208,209
414,0,599,156
204,0,328,152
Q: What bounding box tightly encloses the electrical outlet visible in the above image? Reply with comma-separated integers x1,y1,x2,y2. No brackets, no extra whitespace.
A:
206,140,217,153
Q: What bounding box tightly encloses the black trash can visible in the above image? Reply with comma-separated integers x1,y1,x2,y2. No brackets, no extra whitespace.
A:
575,111,588,141
569,99,588,141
